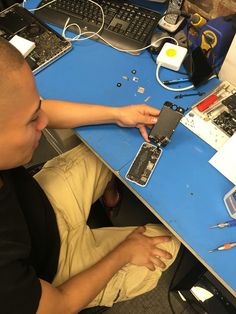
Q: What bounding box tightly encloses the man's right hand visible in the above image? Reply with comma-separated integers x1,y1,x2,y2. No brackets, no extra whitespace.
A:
119,226,173,271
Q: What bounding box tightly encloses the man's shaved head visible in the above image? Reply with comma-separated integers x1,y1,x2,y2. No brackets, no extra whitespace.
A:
0,37,30,124
0,37,25,122
0,37,47,169
0,37,25,94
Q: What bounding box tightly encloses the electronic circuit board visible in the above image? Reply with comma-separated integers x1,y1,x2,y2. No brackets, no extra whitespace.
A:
126,142,162,186
0,4,71,73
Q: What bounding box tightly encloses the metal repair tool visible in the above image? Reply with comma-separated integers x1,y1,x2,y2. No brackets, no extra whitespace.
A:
209,242,236,253
163,78,190,85
175,92,206,99
209,219,236,229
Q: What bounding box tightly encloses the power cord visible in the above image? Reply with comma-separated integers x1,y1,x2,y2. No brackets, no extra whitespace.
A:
26,0,181,54
156,62,195,92
61,20,178,53
27,0,57,11
61,0,105,42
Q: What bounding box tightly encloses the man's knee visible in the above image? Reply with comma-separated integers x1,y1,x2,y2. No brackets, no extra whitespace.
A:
144,223,181,261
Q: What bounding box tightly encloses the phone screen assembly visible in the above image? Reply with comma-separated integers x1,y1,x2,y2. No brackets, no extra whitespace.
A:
125,101,184,186
149,101,185,146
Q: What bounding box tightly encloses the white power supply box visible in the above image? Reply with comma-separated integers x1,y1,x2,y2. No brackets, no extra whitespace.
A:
156,43,188,71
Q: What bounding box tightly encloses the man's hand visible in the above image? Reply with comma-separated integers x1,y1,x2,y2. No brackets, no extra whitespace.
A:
116,104,160,142
119,226,172,271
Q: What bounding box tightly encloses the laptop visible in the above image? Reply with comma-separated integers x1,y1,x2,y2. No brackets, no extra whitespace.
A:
0,1,72,74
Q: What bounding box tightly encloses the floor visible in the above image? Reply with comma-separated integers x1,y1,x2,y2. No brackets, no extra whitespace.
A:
29,129,200,314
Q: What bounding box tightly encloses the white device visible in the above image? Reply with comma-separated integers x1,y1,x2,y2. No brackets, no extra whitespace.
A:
156,42,187,71
219,34,236,87
9,35,36,58
158,0,185,33
158,14,185,33
224,186,236,219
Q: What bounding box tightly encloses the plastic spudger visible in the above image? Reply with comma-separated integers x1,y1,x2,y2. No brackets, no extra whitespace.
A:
196,94,218,112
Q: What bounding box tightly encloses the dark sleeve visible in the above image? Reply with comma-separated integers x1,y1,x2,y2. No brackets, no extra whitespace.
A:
0,239,42,314
0,171,42,314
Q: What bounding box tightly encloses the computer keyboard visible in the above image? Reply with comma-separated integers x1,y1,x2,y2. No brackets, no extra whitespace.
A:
35,0,161,54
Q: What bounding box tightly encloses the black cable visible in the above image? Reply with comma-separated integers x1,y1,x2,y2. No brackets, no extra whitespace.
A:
149,49,157,64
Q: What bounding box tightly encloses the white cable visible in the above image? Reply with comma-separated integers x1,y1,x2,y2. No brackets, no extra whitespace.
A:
63,27,178,52
79,0,105,40
62,0,105,41
156,62,194,92
28,0,57,11
22,0,27,8
26,0,178,53
62,18,82,41
51,0,179,52
155,63,217,92
92,34,178,53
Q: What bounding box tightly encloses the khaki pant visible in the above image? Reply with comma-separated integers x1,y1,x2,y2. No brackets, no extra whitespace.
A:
35,144,180,308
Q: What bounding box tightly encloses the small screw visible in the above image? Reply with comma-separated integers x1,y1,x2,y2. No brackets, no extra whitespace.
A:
131,69,136,74
137,86,145,94
116,82,122,87
144,96,151,102
122,76,129,80
132,77,139,82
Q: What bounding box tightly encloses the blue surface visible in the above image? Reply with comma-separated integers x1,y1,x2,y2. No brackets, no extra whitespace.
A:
28,1,236,295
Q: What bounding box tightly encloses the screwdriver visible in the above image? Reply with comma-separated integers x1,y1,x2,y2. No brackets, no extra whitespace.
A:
209,219,236,229
174,92,206,99
209,242,236,252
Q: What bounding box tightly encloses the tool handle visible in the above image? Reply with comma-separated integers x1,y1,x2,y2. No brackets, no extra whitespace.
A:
228,220,236,227
219,242,236,250
196,94,218,112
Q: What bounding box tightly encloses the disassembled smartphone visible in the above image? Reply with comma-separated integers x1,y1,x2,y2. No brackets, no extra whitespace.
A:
126,142,162,186
126,101,185,186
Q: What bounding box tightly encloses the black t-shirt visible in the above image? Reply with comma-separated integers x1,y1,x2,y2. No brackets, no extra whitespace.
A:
0,167,60,314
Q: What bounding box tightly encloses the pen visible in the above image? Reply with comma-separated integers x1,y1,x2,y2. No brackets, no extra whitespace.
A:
209,219,236,229
163,78,190,85
209,242,236,253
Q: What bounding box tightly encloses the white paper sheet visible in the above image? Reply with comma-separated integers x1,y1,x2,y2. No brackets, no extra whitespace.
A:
209,133,236,184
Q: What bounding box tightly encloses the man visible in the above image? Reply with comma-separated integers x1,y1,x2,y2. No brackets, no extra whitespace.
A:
0,37,180,314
